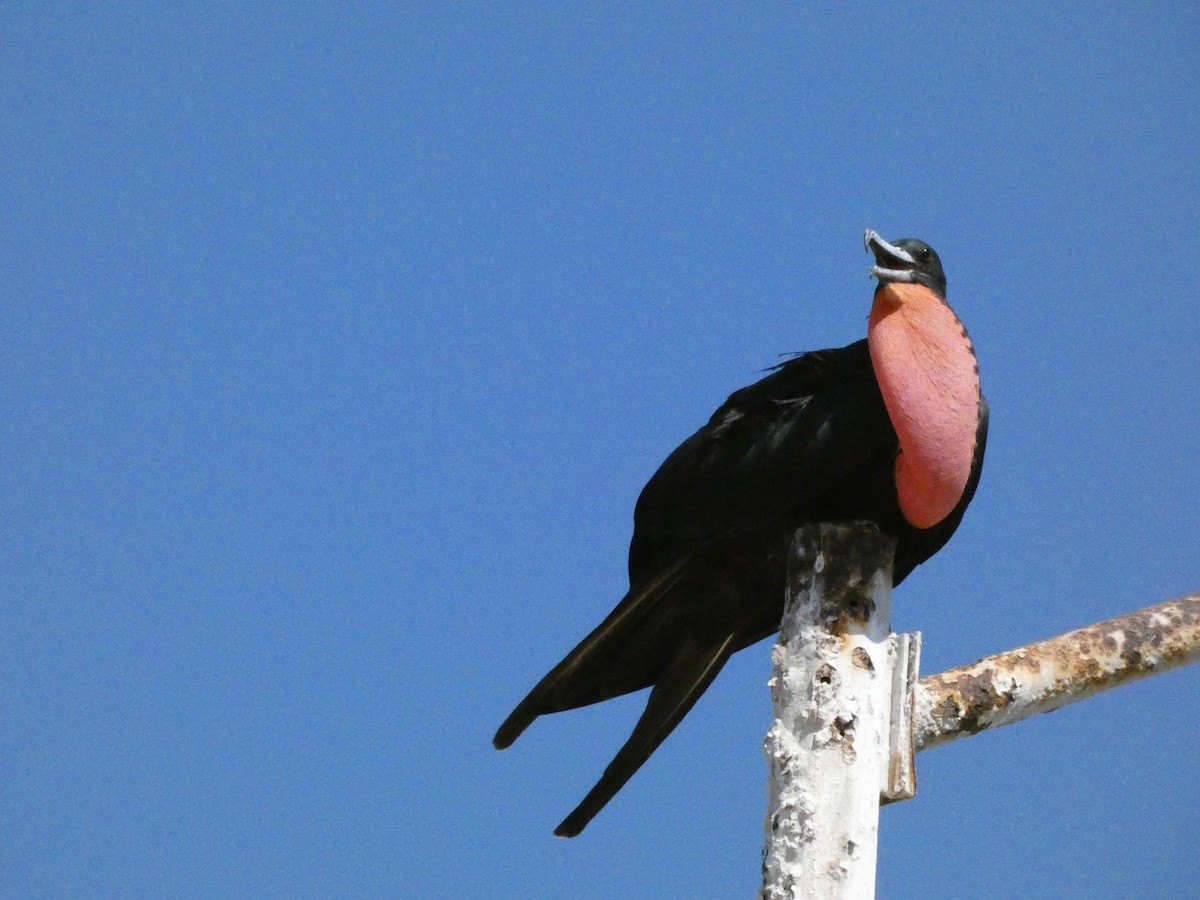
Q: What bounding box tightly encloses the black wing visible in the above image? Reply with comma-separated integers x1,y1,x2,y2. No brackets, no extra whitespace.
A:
628,340,898,580
495,341,911,831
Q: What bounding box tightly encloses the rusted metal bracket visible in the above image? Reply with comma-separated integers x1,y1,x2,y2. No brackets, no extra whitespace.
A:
883,631,920,803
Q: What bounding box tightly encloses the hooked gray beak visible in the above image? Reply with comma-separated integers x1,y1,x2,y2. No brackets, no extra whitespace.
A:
865,229,919,284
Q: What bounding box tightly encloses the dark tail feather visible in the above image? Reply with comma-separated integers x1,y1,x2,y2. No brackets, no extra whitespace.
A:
493,561,690,751
553,631,737,838
493,682,548,750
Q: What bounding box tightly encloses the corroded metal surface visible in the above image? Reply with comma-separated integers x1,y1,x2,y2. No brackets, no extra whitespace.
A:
761,524,897,900
915,593,1200,750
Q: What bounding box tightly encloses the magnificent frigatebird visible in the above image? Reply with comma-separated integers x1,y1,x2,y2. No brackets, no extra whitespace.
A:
495,230,988,836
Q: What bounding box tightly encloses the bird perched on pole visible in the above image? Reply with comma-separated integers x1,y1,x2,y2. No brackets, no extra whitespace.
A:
495,230,988,836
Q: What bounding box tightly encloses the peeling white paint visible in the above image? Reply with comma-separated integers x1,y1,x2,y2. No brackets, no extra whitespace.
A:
761,524,902,900
915,594,1200,750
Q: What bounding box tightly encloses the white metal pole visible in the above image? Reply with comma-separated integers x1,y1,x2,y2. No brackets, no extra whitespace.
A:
761,523,899,900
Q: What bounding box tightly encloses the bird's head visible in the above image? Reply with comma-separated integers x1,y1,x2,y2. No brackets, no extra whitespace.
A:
865,229,947,299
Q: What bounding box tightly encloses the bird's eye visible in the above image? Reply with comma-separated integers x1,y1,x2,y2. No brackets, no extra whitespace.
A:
917,247,931,261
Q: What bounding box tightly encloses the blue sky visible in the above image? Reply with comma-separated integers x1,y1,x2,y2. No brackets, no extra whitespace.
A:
3,4,1198,898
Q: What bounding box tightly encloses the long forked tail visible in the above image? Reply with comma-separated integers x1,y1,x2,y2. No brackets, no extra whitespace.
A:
554,631,736,837
493,561,691,751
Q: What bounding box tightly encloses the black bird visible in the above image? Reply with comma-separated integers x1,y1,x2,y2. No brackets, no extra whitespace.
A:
495,230,988,836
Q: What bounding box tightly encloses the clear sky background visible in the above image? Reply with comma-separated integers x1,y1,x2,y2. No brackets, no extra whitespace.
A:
3,4,1198,898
